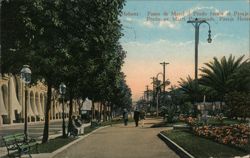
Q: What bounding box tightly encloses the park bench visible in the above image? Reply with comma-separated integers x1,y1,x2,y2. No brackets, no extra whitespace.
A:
2,133,38,158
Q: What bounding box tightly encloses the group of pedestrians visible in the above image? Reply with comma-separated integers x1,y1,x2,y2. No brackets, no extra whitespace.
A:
122,107,146,127
69,107,146,136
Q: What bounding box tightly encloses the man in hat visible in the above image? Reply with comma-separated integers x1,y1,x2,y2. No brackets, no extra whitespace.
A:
134,108,140,127
123,108,128,126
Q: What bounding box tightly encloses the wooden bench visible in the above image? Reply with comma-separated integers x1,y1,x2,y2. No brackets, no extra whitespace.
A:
2,133,38,158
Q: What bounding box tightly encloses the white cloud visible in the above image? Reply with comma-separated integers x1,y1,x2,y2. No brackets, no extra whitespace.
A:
126,17,133,22
140,20,177,29
142,20,177,29
142,21,154,28
159,20,176,29
213,33,236,40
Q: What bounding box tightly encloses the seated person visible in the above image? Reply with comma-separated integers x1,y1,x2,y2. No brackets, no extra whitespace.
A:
75,116,84,135
69,115,78,137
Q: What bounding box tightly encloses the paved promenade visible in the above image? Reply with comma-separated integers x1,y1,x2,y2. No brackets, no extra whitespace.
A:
53,118,179,158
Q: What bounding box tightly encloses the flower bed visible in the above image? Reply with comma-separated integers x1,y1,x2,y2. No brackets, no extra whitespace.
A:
162,130,249,158
193,124,250,147
179,115,250,147
179,115,197,126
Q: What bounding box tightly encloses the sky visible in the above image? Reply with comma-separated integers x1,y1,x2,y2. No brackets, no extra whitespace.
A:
120,0,250,101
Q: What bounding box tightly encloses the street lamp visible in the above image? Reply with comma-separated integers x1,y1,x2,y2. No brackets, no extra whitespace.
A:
156,72,163,82
20,65,31,136
59,82,66,137
187,18,212,115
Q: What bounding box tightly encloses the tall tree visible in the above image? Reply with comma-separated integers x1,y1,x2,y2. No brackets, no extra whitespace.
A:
19,1,67,143
2,0,69,143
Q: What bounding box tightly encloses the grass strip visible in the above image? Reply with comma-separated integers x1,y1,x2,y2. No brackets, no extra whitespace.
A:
151,121,185,128
35,136,76,153
206,118,247,126
162,130,249,158
31,125,97,154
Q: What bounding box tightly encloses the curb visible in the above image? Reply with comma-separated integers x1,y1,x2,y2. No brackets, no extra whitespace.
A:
32,125,110,158
158,131,195,158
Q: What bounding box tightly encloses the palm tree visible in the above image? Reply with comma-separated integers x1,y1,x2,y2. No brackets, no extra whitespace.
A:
178,76,205,115
178,76,196,100
199,55,247,108
229,61,250,92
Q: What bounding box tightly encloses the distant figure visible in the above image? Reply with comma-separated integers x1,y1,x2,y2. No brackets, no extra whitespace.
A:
134,108,140,127
140,108,146,127
123,108,128,126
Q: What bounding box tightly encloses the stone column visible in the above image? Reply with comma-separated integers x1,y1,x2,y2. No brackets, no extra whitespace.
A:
8,77,13,124
2,85,8,124
30,92,37,122
17,78,24,119
26,90,32,123
53,99,56,119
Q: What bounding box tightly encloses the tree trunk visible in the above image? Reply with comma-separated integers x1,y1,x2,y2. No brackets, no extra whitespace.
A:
110,104,113,119
42,83,52,143
99,102,103,122
92,100,95,120
67,92,73,135
103,102,107,121
77,99,81,116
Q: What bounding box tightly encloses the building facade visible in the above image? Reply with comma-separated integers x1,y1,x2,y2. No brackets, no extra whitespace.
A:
0,74,79,126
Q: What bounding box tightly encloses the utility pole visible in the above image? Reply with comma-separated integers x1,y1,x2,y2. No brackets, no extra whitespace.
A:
143,85,150,110
160,62,169,93
146,85,149,103
150,77,156,110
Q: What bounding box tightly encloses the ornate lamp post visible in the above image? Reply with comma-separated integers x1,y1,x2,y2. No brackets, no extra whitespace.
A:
59,82,66,137
187,18,212,115
20,65,31,136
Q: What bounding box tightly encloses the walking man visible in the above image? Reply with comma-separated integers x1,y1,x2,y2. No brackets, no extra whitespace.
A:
123,108,128,126
134,108,140,127
140,108,146,127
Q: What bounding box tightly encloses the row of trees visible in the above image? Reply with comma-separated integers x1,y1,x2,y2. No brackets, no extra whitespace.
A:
1,0,132,143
